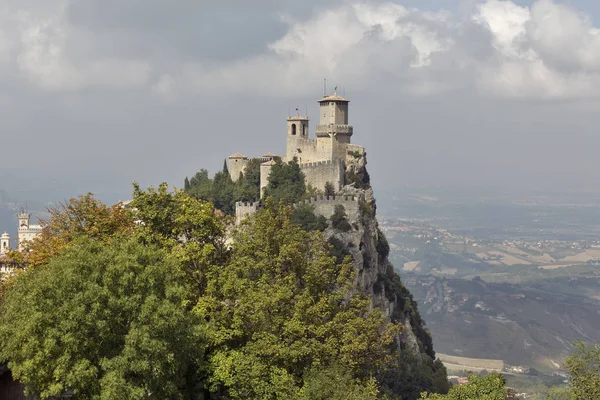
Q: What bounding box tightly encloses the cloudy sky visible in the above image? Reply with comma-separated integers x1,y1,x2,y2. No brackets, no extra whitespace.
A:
2,0,600,203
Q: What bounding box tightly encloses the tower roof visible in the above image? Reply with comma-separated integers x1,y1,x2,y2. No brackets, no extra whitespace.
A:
318,93,349,103
262,152,278,158
1,232,9,238
287,115,309,121
228,152,247,159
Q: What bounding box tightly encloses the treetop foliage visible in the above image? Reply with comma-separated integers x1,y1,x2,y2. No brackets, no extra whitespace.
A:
0,187,420,400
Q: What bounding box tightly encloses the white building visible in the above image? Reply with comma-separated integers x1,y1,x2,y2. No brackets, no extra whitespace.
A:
17,210,42,251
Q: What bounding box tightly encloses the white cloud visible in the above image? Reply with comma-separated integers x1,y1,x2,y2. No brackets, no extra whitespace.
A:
1,0,600,100
0,0,150,91
181,0,600,100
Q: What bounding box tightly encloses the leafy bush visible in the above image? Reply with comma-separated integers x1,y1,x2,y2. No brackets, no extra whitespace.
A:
292,204,328,232
331,204,352,232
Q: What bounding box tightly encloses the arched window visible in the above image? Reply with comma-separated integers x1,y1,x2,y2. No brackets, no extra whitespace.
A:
291,124,297,135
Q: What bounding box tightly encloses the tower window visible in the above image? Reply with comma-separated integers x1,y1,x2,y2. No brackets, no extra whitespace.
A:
302,124,306,136
291,124,296,135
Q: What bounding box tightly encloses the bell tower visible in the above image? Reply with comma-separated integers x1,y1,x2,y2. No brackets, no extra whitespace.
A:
286,111,310,163
18,210,30,231
0,232,10,254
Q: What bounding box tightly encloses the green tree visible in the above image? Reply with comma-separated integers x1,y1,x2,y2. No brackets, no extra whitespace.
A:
196,200,400,399
16,194,134,269
211,161,236,215
186,168,213,201
420,373,507,400
299,363,379,400
263,158,306,205
131,183,228,293
0,238,203,400
236,158,262,203
331,204,352,232
184,177,191,191
292,203,328,232
564,341,600,400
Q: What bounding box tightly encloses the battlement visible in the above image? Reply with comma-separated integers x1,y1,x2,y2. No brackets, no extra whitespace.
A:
235,201,259,208
297,195,358,205
316,124,353,136
295,195,360,222
299,159,340,169
235,201,260,225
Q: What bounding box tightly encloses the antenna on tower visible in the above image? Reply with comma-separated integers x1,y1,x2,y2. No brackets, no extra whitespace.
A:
288,107,290,118
343,87,346,97
295,106,299,116
323,78,327,96
305,104,308,117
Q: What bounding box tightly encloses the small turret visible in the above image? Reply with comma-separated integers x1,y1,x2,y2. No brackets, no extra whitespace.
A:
0,232,10,254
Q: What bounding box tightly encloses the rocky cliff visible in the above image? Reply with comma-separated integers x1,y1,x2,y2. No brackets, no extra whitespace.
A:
321,152,449,398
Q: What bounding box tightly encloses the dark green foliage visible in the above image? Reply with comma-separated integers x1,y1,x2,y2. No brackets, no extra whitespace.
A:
186,168,213,201
324,181,336,197
331,204,352,232
292,204,328,232
328,237,351,265
236,158,261,203
184,177,191,191
376,228,390,263
263,158,306,205
211,162,236,215
379,349,450,400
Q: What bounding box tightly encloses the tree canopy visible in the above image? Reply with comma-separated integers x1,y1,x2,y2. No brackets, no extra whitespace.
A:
262,158,306,205
195,199,400,399
0,238,202,399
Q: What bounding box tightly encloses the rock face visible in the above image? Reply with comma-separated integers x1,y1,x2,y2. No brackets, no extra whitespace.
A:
319,153,448,399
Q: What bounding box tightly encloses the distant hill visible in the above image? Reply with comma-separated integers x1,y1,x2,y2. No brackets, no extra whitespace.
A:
403,273,600,371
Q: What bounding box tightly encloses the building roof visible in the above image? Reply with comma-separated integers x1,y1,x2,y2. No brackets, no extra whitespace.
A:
287,115,309,121
262,152,278,158
1,232,9,238
261,160,277,166
318,93,349,103
228,152,247,159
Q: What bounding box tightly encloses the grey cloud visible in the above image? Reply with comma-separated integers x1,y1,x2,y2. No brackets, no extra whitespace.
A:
1,0,600,207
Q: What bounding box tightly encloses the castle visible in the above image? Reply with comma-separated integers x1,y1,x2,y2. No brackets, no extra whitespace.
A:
0,211,42,256
230,90,366,223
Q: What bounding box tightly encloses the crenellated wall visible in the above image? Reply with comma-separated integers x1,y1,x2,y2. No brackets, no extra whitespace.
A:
235,201,259,225
300,159,345,192
295,195,359,222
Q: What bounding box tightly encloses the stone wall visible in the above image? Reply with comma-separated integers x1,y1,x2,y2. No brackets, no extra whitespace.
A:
286,136,318,164
300,159,345,192
229,157,249,182
235,202,259,225
296,195,359,222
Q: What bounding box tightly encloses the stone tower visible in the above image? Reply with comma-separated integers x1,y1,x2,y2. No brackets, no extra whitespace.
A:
17,210,29,230
316,91,353,162
0,232,10,254
228,153,249,182
285,114,310,163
